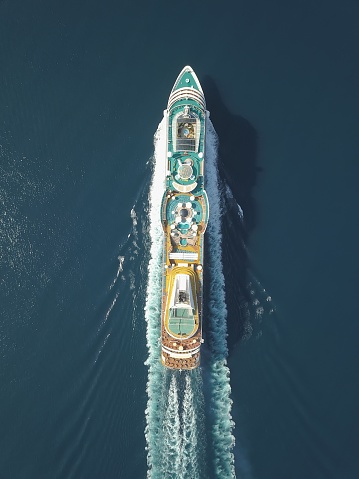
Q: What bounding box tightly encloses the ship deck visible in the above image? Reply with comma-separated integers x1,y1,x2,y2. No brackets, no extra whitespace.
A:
160,66,207,370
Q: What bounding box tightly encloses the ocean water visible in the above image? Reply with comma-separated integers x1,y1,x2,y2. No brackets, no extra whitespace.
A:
1,0,359,478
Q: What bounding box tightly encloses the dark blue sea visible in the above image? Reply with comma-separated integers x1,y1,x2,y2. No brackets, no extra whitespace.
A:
1,1,359,478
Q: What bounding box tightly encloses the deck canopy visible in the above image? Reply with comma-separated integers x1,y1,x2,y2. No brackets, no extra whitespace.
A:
172,106,200,152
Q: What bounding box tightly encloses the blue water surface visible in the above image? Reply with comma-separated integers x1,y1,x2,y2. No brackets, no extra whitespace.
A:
1,0,359,478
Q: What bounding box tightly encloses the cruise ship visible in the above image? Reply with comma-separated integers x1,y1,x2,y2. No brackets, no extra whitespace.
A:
160,66,209,369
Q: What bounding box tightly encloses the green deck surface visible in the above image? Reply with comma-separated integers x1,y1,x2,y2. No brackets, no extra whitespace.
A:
172,69,200,92
168,308,195,335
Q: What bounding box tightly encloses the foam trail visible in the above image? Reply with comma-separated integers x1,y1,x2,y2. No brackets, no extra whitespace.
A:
205,118,236,478
130,207,140,254
161,375,182,478
237,203,244,219
97,291,120,332
110,205,139,289
110,256,124,289
144,119,169,478
224,182,244,220
181,373,202,479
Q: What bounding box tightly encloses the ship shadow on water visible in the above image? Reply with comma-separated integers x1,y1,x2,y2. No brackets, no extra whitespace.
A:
202,76,261,354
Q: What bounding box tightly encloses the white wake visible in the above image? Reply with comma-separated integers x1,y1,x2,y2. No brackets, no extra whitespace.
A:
205,118,236,478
